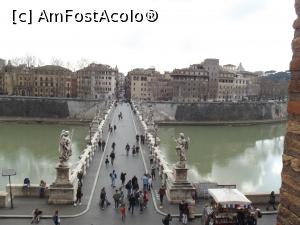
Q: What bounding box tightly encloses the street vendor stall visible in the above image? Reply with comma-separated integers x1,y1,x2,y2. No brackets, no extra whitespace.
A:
203,188,256,225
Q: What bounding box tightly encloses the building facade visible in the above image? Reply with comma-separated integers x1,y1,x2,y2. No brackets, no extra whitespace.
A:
170,64,209,102
215,63,259,101
0,69,4,94
149,73,173,101
1,64,76,98
76,63,117,99
116,72,125,100
202,58,220,101
127,68,162,101
18,65,74,97
0,58,5,70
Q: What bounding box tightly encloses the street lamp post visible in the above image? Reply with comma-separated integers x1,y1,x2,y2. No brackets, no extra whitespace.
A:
2,169,16,209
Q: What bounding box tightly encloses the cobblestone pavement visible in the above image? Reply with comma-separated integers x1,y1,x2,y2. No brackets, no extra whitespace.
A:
0,103,277,225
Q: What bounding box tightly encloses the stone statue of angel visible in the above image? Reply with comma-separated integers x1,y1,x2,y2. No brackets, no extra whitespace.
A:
58,130,72,166
174,133,190,167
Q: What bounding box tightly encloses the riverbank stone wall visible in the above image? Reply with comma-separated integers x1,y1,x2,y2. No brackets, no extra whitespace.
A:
141,101,287,122
0,96,105,120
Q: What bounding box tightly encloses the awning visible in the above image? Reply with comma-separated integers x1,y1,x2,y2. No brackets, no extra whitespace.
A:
208,188,252,205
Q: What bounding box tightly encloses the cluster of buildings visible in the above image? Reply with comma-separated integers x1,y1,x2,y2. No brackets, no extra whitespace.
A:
0,61,122,100
125,59,262,102
0,58,288,102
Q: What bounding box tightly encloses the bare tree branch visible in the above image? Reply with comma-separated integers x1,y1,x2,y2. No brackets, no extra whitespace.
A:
51,57,64,66
76,58,90,69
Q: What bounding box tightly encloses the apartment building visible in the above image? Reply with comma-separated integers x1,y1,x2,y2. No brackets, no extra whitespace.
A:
170,64,209,102
77,63,117,99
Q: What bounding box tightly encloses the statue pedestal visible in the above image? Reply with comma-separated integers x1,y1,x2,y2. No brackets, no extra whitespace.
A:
48,164,74,205
166,165,196,204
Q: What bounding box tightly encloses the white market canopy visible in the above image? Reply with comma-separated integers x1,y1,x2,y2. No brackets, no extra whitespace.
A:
208,188,252,205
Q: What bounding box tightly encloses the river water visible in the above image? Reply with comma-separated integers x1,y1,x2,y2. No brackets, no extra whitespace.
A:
0,122,285,193
158,123,285,193
0,123,88,191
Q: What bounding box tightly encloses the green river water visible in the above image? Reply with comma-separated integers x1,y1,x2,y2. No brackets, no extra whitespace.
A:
0,122,285,193
0,123,88,190
158,123,285,193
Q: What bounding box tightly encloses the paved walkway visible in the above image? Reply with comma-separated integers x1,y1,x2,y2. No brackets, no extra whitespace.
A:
0,103,277,225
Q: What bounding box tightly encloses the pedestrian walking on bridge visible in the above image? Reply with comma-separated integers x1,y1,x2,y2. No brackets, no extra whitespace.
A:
138,192,145,213
162,214,172,225
128,193,135,215
125,143,130,156
74,186,83,206
132,175,139,191
100,187,107,210
110,150,115,166
52,209,60,225
132,145,136,156
142,174,149,192
182,201,189,225
266,191,277,210
110,170,117,188
125,180,132,198
98,139,102,151
151,165,156,180
105,155,109,168
158,185,166,208
112,142,116,151
136,146,140,155
141,135,145,145
179,200,184,222
101,140,106,151
120,172,127,186
120,203,126,221
113,190,121,208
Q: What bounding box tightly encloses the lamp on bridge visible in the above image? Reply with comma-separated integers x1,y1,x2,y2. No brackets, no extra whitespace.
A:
2,169,16,209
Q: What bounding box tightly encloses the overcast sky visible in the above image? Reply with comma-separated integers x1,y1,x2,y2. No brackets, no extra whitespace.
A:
0,0,295,73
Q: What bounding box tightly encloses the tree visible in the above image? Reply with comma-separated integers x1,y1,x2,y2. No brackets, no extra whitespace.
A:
76,58,90,69
37,58,44,67
24,54,36,67
10,57,23,66
51,57,64,66
65,61,74,71
10,54,36,67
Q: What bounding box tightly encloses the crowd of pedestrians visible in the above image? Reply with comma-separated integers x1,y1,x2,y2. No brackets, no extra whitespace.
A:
96,107,164,222
31,104,186,225
96,106,182,224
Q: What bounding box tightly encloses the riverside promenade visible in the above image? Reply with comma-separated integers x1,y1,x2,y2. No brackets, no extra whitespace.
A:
0,103,277,225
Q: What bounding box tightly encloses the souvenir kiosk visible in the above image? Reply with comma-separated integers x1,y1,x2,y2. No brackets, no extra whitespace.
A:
203,188,252,225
